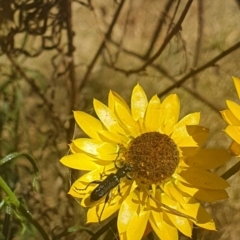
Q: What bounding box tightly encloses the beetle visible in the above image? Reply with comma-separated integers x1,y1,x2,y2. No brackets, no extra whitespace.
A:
75,162,132,221
90,163,132,202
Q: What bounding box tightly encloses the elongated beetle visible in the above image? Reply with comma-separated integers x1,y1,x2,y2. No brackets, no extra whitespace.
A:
75,162,132,221
90,164,132,201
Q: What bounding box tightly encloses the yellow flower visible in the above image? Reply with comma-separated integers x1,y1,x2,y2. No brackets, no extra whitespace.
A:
221,76,240,156
61,84,230,240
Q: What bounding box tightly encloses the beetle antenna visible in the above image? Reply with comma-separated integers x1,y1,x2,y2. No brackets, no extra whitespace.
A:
143,186,197,222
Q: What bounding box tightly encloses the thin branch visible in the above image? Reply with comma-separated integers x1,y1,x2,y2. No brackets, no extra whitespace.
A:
72,0,93,9
6,53,61,130
144,0,175,59
153,65,221,113
158,40,240,97
111,0,133,65
221,160,240,180
192,0,204,88
166,0,181,34
77,0,126,93
122,0,194,75
64,0,78,141
7,53,51,110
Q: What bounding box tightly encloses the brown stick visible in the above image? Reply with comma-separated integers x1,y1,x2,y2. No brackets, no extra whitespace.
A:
122,0,194,75
64,0,78,141
77,0,126,94
158,40,240,97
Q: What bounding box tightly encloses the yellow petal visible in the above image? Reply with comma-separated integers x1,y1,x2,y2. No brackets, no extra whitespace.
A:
74,111,103,140
93,99,126,135
115,101,139,137
77,164,115,183
70,142,82,153
68,185,86,199
153,191,197,222
97,130,129,145
87,197,120,223
226,100,240,122
150,211,178,240
119,233,127,240
100,201,120,221
68,177,96,198
220,109,240,125
118,191,138,234
173,112,200,135
162,181,185,206
87,200,120,223
176,181,228,202
177,198,200,221
144,95,162,131
178,168,229,189
60,153,99,170
194,188,228,201
195,205,216,230
161,94,180,135
172,121,207,148
225,126,240,144
230,141,240,156
77,168,102,182
131,84,148,121
186,125,209,147
180,147,199,158
108,90,130,113
125,210,150,240
184,149,230,169
178,112,200,126
165,213,193,237
150,190,173,209
103,180,135,206
233,76,240,99
177,197,215,230
137,118,146,133
72,138,118,160
173,135,198,147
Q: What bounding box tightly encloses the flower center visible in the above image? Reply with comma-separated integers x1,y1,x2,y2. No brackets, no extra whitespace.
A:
124,132,179,184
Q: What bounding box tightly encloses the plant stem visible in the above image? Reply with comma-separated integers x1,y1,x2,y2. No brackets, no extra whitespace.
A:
0,176,50,240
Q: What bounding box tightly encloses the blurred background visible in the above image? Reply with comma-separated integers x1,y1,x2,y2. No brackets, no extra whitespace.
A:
1,0,240,239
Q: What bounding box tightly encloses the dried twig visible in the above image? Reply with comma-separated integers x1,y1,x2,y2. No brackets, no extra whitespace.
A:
158,40,240,97
118,0,194,75
144,0,175,59
6,53,62,130
77,0,126,94
192,0,204,88
64,0,78,141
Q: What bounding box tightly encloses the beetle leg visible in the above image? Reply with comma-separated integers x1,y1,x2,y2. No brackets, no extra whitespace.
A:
117,184,122,196
126,172,134,180
100,171,109,179
98,190,111,222
75,180,102,191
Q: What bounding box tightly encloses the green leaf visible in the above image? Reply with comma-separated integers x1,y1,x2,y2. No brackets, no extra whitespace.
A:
0,152,39,190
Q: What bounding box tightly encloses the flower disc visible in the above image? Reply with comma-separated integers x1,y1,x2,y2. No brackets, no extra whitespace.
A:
124,132,179,184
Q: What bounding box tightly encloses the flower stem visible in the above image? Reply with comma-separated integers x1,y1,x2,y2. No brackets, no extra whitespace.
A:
221,160,240,180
